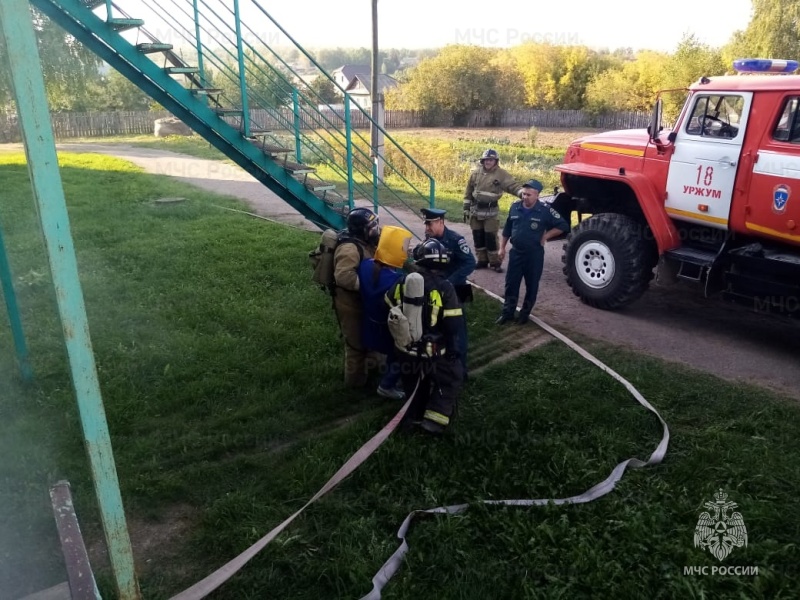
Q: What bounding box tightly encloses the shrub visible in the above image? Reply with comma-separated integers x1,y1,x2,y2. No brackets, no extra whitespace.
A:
527,126,539,147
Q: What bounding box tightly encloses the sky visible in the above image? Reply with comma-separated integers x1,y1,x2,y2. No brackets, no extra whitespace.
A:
243,0,755,53
127,0,756,57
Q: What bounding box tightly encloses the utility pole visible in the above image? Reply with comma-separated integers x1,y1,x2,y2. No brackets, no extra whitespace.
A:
370,0,385,180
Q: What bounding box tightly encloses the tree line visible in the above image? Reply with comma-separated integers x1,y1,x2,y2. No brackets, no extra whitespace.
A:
0,1,797,117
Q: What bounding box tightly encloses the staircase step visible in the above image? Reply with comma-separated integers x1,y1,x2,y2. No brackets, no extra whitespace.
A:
664,246,717,267
165,66,200,75
83,0,106,9
107,18,144,31
215,108,243,117
189,88,223,96
283,160,315,174
248,140,292,155
246,127,272,135
137,42,173,54
304,178,336,192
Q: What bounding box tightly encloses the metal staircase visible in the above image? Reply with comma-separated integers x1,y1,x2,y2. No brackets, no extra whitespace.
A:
30,0,436,231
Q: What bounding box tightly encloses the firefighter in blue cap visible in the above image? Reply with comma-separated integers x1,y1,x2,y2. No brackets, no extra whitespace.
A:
496,179,570,325
421,207,476,375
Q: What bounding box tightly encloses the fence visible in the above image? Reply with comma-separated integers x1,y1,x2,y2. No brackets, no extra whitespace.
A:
0,108,657,143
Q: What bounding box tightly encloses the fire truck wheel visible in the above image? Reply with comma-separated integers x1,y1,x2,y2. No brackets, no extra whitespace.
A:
562,213,655,310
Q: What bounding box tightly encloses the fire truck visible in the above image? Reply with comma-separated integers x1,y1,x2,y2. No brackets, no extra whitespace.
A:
552,58,800,318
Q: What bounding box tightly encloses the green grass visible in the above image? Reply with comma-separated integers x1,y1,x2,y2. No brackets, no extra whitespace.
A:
1,151,798,599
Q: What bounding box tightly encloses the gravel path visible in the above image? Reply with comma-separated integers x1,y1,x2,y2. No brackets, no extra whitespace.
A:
54,143,800,400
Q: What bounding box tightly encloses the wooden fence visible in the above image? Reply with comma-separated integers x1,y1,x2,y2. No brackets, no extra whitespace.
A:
0,108,657,143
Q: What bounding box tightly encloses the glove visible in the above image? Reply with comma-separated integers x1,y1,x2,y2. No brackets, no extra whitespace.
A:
463,209,470,223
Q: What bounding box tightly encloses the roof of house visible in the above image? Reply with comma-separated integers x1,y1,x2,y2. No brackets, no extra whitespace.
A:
331,65,371,81
345,73,398,94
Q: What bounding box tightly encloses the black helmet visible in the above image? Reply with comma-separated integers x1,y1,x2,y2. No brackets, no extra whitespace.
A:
412,238,450,269
480,149,499,163
346,207,380,243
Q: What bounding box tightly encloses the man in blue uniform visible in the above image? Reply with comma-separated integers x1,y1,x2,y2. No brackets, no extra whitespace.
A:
496,179,570,325
421,208,476,374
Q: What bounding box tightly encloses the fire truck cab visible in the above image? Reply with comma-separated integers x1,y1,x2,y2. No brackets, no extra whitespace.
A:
554,59,800,317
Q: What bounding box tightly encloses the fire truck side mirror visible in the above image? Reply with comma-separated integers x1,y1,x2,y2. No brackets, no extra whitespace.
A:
648,98,663,140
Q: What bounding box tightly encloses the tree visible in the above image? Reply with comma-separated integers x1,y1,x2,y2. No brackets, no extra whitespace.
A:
584,51,672,113
510,43,613,109
96,70,153,111
209,55,293,109
664,35,725,86
314,47,371,70
662,35,725,115
305,76,339,105
0,7,102,111
0,37,11,112
725,0,800,61
385,45,523,121
249,64,293,108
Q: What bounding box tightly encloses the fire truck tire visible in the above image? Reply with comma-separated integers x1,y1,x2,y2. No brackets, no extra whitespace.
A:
562,213,655,310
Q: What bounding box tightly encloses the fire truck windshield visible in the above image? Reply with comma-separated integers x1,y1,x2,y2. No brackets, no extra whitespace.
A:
684,94,744,139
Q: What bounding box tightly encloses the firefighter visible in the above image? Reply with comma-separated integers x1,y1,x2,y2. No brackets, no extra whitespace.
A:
420,207,476,376
496,179,570,325
463,149,524,272
334,207,380,387
358,225,413,400
386,238,465,435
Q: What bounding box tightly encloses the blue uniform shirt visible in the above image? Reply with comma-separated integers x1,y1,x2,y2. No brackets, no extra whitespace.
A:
431,226,476,285
502,200,569,249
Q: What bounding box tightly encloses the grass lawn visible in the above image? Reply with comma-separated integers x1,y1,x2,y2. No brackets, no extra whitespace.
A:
1,151,798,599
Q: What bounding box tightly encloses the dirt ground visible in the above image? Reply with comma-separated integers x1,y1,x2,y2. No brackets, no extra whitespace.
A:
26,142,800,401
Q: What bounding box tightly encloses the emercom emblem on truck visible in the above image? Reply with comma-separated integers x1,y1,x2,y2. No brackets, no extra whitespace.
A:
773,184,790,213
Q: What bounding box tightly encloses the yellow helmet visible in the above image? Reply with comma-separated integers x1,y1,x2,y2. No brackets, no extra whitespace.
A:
374,225,413,268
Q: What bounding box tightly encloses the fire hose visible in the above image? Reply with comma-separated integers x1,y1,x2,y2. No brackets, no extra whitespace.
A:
170,283,670,600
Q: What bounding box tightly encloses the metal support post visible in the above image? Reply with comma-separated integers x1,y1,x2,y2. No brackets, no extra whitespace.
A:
0,217,32,382
192,0,208,105
292,88,302,162
0,2,140,597
233,0,250,137
345,94,354,208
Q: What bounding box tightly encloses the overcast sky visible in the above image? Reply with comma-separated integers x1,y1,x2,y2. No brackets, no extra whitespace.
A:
129,0,755,54
248,0,752,52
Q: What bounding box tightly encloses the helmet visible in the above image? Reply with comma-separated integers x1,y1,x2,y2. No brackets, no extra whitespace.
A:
412,238,450,270
374,225,412,268
346,207,380,243
480,149,499,163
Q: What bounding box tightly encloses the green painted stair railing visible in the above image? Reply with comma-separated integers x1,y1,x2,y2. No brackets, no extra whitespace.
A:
31,0,437,233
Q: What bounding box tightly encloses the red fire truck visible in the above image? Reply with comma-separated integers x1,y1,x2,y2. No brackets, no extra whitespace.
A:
552,58,800,317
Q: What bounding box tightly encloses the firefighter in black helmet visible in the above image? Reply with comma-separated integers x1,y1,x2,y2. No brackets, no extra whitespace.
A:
333,207,381,388
385,238,465,435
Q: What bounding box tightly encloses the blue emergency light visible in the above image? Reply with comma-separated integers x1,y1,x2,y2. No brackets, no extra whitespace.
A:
732,58,799,73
